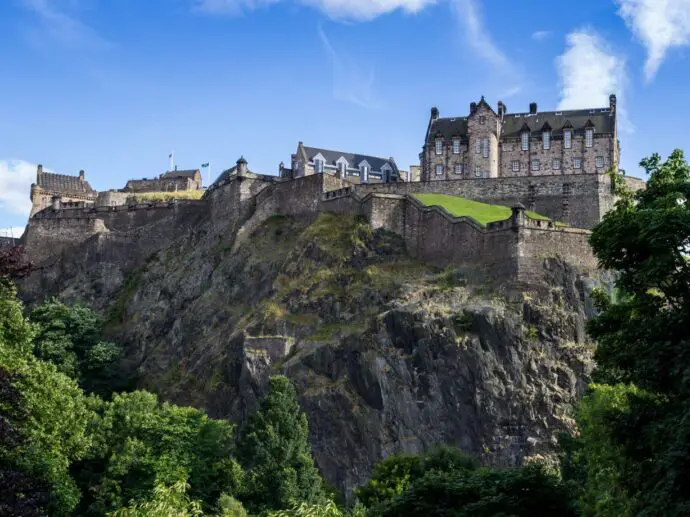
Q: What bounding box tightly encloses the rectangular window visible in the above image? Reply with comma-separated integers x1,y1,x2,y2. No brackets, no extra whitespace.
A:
552,158,561,170
564,130,572,149
512,160,520,172
521,132,529,151
453,139,460,154
585,128,594,148
454,164,463,174
574,158,582,169
543,131,551,150
475,138,481,154
482,139,489,158
314,159,323,173
435,139,443,155
596,156,604,168
435,164,444,175
531,159,540,171
479,115,486,125
475,166,481,177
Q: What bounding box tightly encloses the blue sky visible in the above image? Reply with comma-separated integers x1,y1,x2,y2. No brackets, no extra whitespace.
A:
2,0,690,234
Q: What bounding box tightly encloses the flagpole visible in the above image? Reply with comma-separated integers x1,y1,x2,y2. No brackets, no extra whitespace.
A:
169,151,174,172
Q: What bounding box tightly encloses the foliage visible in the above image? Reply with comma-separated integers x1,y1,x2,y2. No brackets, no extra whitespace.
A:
235,375,327,514
72,390,242,516
108,480,205,517
413,193,553,226
579,149,690,516
29,298,124,397
377,463,575,517
0,283,93,516
216,494,248,517
267,500,342,517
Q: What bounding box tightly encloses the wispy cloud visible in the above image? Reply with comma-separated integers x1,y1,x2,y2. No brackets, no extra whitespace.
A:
532,30,551,41
0,159,38,219
556,28,633,133
317,25,381,109
21,0,111,48
615,0,690,81
194,0,437,20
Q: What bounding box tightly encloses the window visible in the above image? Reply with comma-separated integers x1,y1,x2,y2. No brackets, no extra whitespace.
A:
338,162,346,176
585,128,594,148
475,166,481,177
543,131,551,150
454,164,463,174
314,159,323,173
531,159,540,171
476,138,481,154
435,139,443,155
479,115,486,125
512,160,520,172
360,165,369,179
482,139,489,158
574,158,582,169
453,139,460,154
521,131,529,151
552,158,561,170
564,130,572,149
435,164,444,175
596,156,604,168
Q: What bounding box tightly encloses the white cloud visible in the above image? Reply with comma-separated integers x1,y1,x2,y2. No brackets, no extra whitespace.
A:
194,0,437,20
0,227,27,239
532,30,551,41
451,0,510,69
0,160,38,219
22,0,111,48
556,29,633,133
616,0,690,80
318,25,381,108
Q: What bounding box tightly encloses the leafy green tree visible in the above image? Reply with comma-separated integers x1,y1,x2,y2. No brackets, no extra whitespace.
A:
235,375,327,514
581,149,690,516
29,298,124,397
72,390,242,516
268,500,343,517
378,464,576,517
108,480,205,517
0,281,94,516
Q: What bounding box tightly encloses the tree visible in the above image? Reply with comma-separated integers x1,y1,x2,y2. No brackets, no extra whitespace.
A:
582,150,690,516
235,375,327,513
72,390,242,516
29,298,124,396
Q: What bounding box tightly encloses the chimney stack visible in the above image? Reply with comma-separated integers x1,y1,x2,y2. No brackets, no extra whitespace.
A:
431,106,439,120
236,156,248,176
497,101,506,117
470,102,477,114
79,170,85,181
529,102,537,114
37,164,43,174
609,94,617,112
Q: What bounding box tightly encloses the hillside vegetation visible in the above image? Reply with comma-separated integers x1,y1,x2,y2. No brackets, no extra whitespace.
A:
127,190,205,202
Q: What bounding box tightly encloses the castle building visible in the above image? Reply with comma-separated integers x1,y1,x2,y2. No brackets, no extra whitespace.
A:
124,168,202,192
30,165,97,217
281,142,402,183
421,95,619,181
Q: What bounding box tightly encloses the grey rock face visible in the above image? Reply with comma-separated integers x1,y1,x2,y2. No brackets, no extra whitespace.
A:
18,213,603,496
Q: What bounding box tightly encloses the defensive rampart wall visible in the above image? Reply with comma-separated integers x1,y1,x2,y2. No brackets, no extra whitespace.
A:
351,174,615,230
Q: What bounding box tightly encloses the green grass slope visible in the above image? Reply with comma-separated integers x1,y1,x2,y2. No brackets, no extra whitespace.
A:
413,193,552,226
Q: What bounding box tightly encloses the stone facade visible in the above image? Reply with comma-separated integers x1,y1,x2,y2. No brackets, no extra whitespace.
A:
30,165,98,217
422,96,619,182
124,169,202,192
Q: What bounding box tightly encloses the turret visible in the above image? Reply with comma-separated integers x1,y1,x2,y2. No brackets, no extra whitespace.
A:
236,156,248,176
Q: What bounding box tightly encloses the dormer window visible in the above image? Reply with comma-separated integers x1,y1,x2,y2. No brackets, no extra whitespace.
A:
452,139,460,154
360,164,369,180
543,131,551,150
564,130,572,149
314,158,324,173
338,162,346,176
521,131,529,151
585,128,594,148
435,139,443,155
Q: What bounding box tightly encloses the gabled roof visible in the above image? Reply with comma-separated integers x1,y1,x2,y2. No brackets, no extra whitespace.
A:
302,146,399,173
426,107,615,142
37,171,96,197
161,169,200,179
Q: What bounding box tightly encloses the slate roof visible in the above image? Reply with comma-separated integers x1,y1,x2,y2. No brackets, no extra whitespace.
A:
427,107,615,142
303,146,399,173
161,169,199,179
37,172,96,197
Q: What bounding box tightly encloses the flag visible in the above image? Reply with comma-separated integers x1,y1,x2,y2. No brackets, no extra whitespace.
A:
201,162,209,168
168,153,173,158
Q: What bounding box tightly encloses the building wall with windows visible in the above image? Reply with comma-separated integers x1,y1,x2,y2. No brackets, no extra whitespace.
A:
421,96,618,182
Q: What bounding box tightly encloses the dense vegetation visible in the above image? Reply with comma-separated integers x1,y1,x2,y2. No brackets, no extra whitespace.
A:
1,149,688,515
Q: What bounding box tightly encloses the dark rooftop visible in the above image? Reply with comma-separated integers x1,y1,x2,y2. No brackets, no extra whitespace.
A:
303,146,398,173
37,171,96,197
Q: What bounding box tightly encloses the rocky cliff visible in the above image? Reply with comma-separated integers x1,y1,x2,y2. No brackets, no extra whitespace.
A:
19,211,607,496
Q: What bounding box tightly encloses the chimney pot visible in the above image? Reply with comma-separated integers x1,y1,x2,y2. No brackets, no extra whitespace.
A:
470,102,477,114
431,106,439,120
529,102,537,114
